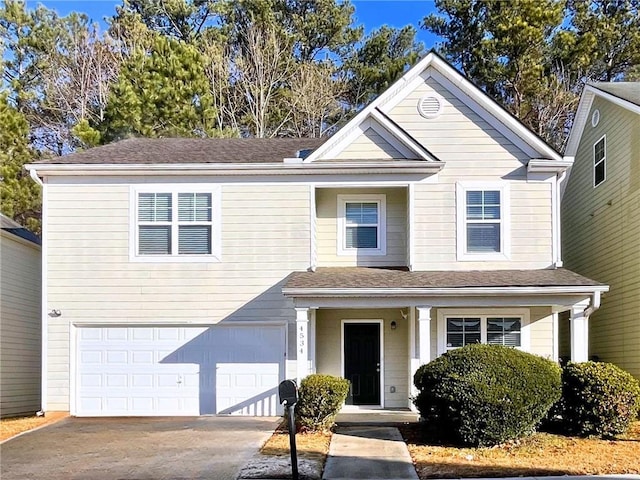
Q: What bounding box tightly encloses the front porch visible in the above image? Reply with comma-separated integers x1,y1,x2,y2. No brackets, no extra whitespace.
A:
283,267,609,411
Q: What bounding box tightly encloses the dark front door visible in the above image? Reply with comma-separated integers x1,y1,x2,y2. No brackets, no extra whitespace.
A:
344,322,381,405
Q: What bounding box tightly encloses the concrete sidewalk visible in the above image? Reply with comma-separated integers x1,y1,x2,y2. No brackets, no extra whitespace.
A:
322,426,419,480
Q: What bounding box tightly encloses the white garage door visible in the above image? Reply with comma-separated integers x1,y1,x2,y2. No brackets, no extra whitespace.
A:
76,325,285,417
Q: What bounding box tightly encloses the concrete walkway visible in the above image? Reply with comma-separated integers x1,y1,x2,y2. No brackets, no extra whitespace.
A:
322,426,419,480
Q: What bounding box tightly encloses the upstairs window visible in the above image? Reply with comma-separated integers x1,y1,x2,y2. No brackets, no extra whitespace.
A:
456,183,510,260
131,187,220,262
594,135,606,187
337,194,386,255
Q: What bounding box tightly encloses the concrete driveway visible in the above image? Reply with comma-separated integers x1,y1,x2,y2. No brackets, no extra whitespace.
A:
0,416,279,480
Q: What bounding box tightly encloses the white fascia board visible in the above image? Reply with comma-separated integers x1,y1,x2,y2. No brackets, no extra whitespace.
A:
25,161,445,177
283,285,609,298
527,158,574,173
369,109,439,161
303,52,440,163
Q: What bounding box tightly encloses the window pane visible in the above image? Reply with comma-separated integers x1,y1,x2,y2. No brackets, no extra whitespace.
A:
179,225,212,254
139,193,171,222
466,191,482,205
594,160,605,186
467,223,500,252
179,193,212,222
466,206,483,219
483,191,500,205
446,318,480,348
487,317,521,347
483,205,501,220
346,202,378,225
139,226,171,254
594,138,605,161
346,226,378,249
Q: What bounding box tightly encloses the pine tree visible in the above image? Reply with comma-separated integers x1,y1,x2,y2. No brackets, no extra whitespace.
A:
0,93,41,234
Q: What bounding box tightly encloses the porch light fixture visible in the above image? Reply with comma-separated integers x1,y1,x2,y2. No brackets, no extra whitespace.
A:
49,309,62,317
390,320,397,330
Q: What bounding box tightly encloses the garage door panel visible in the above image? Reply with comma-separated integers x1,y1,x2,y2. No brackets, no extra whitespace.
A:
77,325,284,417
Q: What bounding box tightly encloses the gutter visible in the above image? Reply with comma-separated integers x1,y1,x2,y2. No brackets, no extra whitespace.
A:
25,161,445,177
283,285,610,298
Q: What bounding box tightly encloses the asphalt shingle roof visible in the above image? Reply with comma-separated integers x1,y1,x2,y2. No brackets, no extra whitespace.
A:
34,137,327,165
592,82,640,107
1,214,41,245
284,267,604,290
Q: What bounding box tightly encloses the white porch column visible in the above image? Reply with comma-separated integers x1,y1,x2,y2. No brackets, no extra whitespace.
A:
295,308,310,383
417,306,432,366
570,301,590,362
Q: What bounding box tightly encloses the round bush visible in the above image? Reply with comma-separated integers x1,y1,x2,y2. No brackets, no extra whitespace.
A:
295,374,350,432
560,361,640,437
413,344,562,446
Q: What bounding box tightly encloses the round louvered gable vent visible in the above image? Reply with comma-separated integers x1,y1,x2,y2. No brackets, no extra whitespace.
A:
418,94,444,119
592,109,600,127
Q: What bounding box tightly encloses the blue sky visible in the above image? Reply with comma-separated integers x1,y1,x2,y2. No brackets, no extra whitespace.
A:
25,0,442,49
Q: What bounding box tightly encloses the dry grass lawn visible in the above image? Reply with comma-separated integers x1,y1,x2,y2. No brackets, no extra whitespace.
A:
402,421,640,479
261,424,332,464
0,412,68,442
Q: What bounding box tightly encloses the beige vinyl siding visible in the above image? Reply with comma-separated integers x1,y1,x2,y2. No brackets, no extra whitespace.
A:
379,71,553,270
315,308,409,409
1,231,41,417
562,97,640,378
334,127,404,160
45,181,311,410
413,182,552,270
316,187,407,267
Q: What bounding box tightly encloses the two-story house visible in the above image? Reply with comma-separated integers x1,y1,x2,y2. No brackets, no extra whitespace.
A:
27,52,607,417
562,82,640,379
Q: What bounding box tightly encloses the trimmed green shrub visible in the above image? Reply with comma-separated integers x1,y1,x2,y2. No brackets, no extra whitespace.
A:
413,344,562,447
295,374,350,432
559,361,640,437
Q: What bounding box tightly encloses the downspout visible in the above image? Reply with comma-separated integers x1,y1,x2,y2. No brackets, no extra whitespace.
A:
554,170,568,268
28,167,47,414
29,167,44,187
584,290,601,318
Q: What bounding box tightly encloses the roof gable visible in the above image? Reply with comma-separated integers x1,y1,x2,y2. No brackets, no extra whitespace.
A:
305,51,562,164
565,83,640,158
313,108,440,162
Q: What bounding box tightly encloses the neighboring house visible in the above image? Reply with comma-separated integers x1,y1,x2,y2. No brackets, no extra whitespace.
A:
26,52,608,417
0,214,42,418
561,82,640,378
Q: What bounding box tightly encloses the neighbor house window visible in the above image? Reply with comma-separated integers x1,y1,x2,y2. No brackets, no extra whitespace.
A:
594,135,606,187
337,194,386,255
438,310,527,354
131,186,221,262
456,183,510,260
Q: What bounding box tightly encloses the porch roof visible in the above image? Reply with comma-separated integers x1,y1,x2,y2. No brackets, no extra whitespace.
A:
283,267,605,294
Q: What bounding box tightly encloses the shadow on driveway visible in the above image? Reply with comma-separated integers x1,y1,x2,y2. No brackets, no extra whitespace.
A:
1,416,279,480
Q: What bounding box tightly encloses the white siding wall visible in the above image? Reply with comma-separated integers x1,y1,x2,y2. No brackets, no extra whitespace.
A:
45,181,311,411
316,187,407,267
335,128,403,160
380,72,552,270
1,231,41,417
562,97,640,378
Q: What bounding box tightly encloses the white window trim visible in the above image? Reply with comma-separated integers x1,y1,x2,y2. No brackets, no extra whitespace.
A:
593,134,606,188
456,182,510,261
436,308,530,356
129,184,222,263
337,194,387,256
